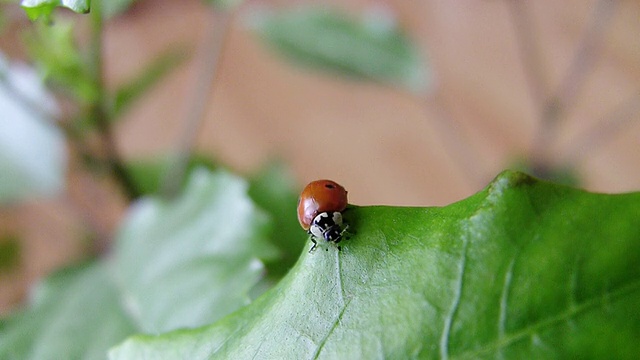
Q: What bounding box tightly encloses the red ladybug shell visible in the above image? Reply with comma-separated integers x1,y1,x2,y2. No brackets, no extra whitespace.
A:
297,180,348,230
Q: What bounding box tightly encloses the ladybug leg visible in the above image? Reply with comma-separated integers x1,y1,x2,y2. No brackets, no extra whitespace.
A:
332,225,349,251
339,224,351,240
309,237,318,253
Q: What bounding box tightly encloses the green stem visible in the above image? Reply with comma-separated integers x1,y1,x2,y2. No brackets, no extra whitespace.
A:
160,8,234,197
88,0,140,201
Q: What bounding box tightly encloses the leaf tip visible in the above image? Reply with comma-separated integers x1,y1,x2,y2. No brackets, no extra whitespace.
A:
486,170,539,196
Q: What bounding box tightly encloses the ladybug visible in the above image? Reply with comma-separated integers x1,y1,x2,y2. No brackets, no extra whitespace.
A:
297,180,349,252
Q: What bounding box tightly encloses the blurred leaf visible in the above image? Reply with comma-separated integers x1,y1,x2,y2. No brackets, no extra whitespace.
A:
125,154,217,195
205,0,244,11
112,48,187,118
22,0,139,20
113,168,278,333
0,168,288,358
124,159,167,196
24,19,97,103
0,262,137,360
249,6,429,93
21,0,90,21
110,171,640,359
248,161,304,282
101,0,135,18
0,53,66,203
127,158,305,296
0,236,20,272
72,46,186,138
0,8,7,33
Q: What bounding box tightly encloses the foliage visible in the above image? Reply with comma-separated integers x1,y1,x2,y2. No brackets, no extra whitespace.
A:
20,0,138,20
108,171,640,359
0,169,281,359
0,262,136,360
125,155,217,196
247,162,305,280
1,2,638,359
0,53,66,203
0,236,20,271
112,48,187,118
113,168,277,333
9,0,184,201
205,0,244,11
24,19,97,103
249,6,430,93
21,0,90,21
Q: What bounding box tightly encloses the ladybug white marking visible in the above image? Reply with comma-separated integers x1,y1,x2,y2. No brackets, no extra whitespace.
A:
308,211,348,252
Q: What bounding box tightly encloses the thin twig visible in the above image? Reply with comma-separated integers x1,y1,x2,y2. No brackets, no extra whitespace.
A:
562,92,640,166
532,0,618,165
552,0,617,114
505,0,549,120
89,0,140,200
161,7,235,197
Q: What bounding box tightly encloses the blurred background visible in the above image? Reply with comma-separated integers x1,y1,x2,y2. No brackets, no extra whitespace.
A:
0,0,639,314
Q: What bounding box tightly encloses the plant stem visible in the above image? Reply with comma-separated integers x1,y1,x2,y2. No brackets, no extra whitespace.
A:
506,0,549,122
88,0,140,201
160,7,234,197
562,91,640,166
531,0,617,167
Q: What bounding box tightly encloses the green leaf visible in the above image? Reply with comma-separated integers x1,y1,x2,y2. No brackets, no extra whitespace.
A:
0,235,21,272
125,154,217,195
21,0,139,20
24,19,97,104
101,0,136,18
126,158,304,296
0,262,137,360
248,161,305,282
0,53,66,203
0,168,284,358
205,0,244,11
110,171,640,359
21,0,90,21
113,168,279,334
249,6,430,93
112,48,187,118
124,159,167,196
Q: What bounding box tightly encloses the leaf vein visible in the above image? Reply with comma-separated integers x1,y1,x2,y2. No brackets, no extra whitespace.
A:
498,255,517,338
454,279,640,359
310,250,350,359
311,298,352,359
439,233,469,360
496,254,517,360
